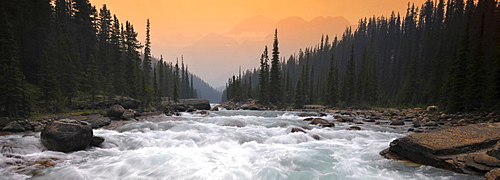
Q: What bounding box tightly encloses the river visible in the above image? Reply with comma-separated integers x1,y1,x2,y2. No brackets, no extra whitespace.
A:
0,109,479,179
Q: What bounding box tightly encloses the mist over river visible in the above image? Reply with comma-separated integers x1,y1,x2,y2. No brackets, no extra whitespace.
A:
1,109,479,179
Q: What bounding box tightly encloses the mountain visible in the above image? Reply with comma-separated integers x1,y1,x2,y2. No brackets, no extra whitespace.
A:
225,15,276,43
192,75,222,103
150,56,222,103
177,16,351,87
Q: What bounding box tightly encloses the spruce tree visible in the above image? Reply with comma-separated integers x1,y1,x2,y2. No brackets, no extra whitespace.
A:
172,60,180,103
340,45,356,106
143,19,152,85
269,29,282,104
326,55,339,107
258,46,270,103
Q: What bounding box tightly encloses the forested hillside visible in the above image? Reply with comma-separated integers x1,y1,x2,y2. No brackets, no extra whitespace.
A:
0,0,199,118
225,0,500,112
151,56,222,103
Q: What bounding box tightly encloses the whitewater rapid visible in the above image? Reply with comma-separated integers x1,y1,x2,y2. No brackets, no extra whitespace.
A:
0,110,478,179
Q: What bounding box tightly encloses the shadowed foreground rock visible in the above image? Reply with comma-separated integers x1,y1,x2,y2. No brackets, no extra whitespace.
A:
381,123,500,176
41,120,93,152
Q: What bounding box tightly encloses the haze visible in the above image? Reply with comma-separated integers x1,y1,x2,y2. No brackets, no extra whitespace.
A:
90,0,427,87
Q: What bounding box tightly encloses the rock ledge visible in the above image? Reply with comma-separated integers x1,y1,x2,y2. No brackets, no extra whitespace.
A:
381,123,500,176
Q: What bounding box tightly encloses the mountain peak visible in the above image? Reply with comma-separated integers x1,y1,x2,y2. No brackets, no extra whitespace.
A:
227,15,275,35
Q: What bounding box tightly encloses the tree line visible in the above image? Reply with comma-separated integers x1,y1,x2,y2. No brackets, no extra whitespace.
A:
0,0,197,118
224,0,500,112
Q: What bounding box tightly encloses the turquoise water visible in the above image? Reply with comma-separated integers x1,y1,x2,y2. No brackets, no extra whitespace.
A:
0,110,479,179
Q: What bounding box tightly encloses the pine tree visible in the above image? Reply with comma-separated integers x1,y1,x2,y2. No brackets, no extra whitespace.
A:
110,14,125,95
123,21,143,98
269,29,282,104
326,55,339,107
340,45,356,106
143,19,152,85
172,60,180,103
258,46,270,103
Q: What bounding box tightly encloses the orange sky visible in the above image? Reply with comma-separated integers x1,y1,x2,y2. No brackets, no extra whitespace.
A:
89,0,428,86
90,0,427,52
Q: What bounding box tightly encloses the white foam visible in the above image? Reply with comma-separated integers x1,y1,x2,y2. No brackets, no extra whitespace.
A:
1,110,479,179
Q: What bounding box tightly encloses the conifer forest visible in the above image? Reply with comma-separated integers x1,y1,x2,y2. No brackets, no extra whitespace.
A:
0,0,199,118
224,0,500,112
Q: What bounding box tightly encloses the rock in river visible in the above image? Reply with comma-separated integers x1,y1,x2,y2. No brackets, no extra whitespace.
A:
381,122,500,176
41,120,93,152
309,118,335,127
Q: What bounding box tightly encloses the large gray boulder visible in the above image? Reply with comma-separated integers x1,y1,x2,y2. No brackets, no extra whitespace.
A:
41,120,93,152
107,105,125,118
179,99,211,110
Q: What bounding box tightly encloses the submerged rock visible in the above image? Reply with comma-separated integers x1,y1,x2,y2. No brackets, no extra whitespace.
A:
291,127,306,133
381,122,500,176
90,136,105,147
41,120,93,152
309,118,335,127
347,126,362,131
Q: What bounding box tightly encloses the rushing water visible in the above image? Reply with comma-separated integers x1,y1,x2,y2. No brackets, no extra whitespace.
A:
1,110,479,180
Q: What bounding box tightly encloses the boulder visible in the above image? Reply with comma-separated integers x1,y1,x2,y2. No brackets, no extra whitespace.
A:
336,116,354,122
381,123,500,175
107,105,125,118
303,117,314,121
120,98,140,109
311,135,321,140
83,114,111,129
291,128,307,133
426,105,439,113
179,99,211,110
41,120,93,152
347,126,362,131
2,121,25,132
424,121,438,126
310,118,335,127
390,119,405,126
298,112,319,117
90,136,105,147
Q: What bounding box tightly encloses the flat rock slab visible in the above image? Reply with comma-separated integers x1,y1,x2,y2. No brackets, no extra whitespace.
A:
178,99,211,110
382,123,500,175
